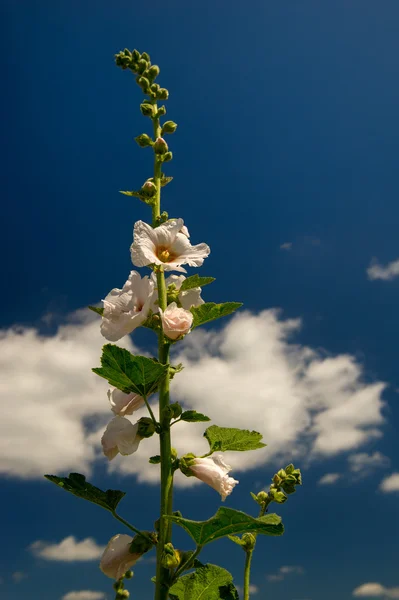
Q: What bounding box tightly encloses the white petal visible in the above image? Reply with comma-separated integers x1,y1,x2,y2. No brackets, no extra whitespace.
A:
130,221,159,267
101,417,140,460
108,389,145,416
100,534,139,580
179,287,204,309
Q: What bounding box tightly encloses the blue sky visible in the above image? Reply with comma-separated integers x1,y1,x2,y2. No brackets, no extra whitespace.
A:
1,1,399,599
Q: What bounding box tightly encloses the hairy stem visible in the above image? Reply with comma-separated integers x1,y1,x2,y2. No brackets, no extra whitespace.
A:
243,550,253,600
152,105,174,600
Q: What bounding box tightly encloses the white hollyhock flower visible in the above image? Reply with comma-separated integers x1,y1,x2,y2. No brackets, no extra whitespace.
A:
101,271,155,342
165,274,204,310
189,455,239,501
108,388,145,416
159,302,193,340
101,417,141,460
180,225,190,237
100,534,140,580
130,219,210,273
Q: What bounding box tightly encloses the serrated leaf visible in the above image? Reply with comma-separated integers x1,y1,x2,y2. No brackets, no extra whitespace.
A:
92,344,168,396
165,507,283,547
169,563,238,600
191,303,242,329
204,425,266,453
88,305,104,316
44,472,125,512
119,190,155,205
227,535,245,546
180,276,215,292
181,410,211,423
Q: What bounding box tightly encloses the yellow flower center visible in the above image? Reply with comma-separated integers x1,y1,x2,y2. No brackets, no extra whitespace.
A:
159,249,170,262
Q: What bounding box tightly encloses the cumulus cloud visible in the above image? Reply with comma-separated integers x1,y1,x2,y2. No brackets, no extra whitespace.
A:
348,452,390,478
280,242,292,251
367,258,399,281
61,592,105,600
379,473,399,493
267,565,304,582
29,536,104,561
353,582,399,598
0,308,388,485
236,584,259,594
318,473,341,485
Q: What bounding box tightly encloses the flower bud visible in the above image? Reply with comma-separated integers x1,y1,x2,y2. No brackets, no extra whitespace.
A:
153,137,169,154
157,88,169,100
137,59,148,74
140,103,154,117
277,469,287,479
135,133,153,148
147,65,160,81
160,302,192,339
141,181,157,196
162,543,180,569
124,570,134,579
151,83,160,93
132,49,140,61
137,417,156,438
272,474,282,486
161,121,178,135
136,76,150,92
162,151,173,162
242,533,256,551
141,51,150,61
157,105,167,117
256,491,269,503
116,591,130,599
269,489,287,504
170,402,182,418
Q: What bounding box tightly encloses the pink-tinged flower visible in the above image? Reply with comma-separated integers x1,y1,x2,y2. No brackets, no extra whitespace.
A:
189,455,239,501
180,225,190,238
108,388,145,416
159,302,193,340
101,417,141,460
130,219,210,273
100,534,140,580
165,274,204,310
101,271,155,342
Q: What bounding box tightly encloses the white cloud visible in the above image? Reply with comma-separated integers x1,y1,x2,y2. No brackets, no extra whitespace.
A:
353,582,399,598
29,536,104,561
61,592,105,600
12,571,27,583
267,565,304,582
379,473,399,493
280,242,292,251
318,473,341,485
367,258,399,281
0,308,388,485
236,584,259,594
348,452,390,478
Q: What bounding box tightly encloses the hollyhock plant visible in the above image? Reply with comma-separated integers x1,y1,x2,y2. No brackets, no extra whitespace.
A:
159,302,193,340
108,388,145,416
101,270,155,342
186,455,239,501
130,218,210,273
46,47,302,600
101,417,141,460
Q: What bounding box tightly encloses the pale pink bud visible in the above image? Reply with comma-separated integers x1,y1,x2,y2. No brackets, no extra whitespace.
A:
107,388,145,416
153,137,168,154
190,455,239,501
100,534,140,580
159,302,193,340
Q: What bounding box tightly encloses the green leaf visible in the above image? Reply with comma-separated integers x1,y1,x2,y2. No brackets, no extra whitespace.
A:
92,344,168,396
119,190,154,205
181,410,211,423
180,275,216,292
165,507,283,547
149,455,161,464
204,425,266,453
191,302,242,329
88,305,104,316
44,472,125,512
169,564,238,600
227,535,245,547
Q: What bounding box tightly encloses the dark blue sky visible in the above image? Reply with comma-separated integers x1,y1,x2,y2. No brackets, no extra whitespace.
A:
1,1,399,599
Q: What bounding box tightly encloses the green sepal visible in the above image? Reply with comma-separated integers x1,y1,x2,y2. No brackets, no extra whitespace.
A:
180,276,215,292
92,344,169,396
180,410,211,423
204,425,266,453
169,564,238,600
119,189,155,205
165,507,284,547
149,455,161,464
44,472,125,512
227,535,245,547
88,305,104,316
191,302,242,329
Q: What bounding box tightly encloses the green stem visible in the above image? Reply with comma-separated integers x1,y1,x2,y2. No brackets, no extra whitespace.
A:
143,395,159,429
151,104,174,600
243,550,253,600
111,511,153,544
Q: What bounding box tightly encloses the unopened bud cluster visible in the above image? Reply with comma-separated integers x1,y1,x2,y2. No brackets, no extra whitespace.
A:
115,49,168,100
252,463,302,507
